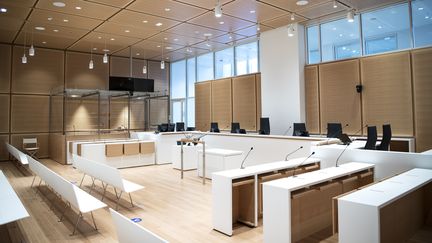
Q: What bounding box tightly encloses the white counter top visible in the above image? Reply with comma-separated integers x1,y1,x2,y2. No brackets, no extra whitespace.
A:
198,148,243,156
264,162,374,192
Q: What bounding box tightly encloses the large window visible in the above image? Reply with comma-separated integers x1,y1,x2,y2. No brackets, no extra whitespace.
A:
215,47,234,79
187,58,196,97
412,0,432,47
321,17,361,62
236,42,258,75
307,25,320,64
170,60,186,99
197,53,214,82
362,3,410,55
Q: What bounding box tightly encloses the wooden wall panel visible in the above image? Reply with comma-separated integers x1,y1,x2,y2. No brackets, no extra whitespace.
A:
110,100,128,129
305,66,320,134
110,56,148,79
0,135,9,161
11,95,50,133
256,73,262,127
49,133,66,164
148,60,169,93
65,99,107,131
130,100,145,130
361,52,413,136
0,95,9,133
65,52,108,90
211,78,232,130
195,82,212,131
50,95,63,132
11,133,49,158
232,75,257,131
412,48,432,152
149,98,168,128
319,59,362,135
0,44,11,93
12,47,64,94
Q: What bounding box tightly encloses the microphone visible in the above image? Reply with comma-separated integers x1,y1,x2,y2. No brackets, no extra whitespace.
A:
292,152,315,177
325,123,349,144
283,126,292,136
335,124,368,167
240,147,254,169
195,132,209,141
284,146,303,161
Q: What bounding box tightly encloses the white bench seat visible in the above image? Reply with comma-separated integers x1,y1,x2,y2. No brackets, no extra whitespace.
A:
6,143,28,165
73,154,144,209
0,170,30,225
27,155,107,235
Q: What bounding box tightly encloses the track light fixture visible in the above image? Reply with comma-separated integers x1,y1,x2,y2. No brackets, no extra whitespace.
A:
290,13,295,21
103,37,108,64
22,30,27,64
214,0,222,18
333,0,338,8
347,10,355,22
287,24,295,37
89,44,94,69
29,28,35,56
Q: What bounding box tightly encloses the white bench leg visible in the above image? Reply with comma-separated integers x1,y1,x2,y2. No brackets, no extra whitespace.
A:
58,203,70,222
31,175,37,188
128,193,134,207
101,183,108,201
90,212,98,230
79,174,86,187
70,212,83,236
115,191,123,210
88,177,95,194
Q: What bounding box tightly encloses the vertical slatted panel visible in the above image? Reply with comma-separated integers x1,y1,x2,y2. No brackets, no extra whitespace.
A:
195,82,211,131
11,95,50,133
0,94,9,133
305,66,320,134
0,44,11,93
361,52,413,136
232,75,257,131
211,78,232,130
0,135,9,161
319,60,362,135
256,73,262,128
412,48,432,152
110,100,128,129
130,100,145,130
65,52,108,90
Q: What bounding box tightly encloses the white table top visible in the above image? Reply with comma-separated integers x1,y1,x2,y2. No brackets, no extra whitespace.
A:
263,162,374,192
157,131,326,141
213,157,321,179
0,170,30,225
339,168,432,207
198,148,243,156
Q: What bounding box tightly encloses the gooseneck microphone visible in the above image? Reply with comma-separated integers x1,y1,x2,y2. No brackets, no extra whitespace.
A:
284,146,304,161
292,152,315,177
240,147,254,169
283,126,292,136
335,125,368,167
325,123,349,144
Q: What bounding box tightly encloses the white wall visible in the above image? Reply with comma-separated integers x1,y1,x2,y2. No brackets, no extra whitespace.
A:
260,24,306,135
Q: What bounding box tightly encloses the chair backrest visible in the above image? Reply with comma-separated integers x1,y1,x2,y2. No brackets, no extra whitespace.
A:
160,124,168,132
327,123,342,138
210,122,220,133
23,138,38,148
186,127,195,131
377,124,392,151
239,129,247,134
110,209,169,243
73,154,124,190
167,123,175,132
259,118,270,135
231,123,240,133
364,126,378,150
293,123,307,136
176,122,185,132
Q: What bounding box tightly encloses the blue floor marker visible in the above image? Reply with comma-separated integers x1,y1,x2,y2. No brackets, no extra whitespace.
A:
131,217,142,223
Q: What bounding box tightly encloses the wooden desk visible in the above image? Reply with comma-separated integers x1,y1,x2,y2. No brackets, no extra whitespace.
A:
212,158,320,236
338,168,432,243
263,162,374,243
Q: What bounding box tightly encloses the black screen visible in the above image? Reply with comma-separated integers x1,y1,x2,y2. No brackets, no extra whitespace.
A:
133,78,154,92
109,76,133,91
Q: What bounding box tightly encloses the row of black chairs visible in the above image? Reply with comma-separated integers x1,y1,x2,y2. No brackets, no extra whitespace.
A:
364,124,392,151
157,122,195,132
211,122,248,134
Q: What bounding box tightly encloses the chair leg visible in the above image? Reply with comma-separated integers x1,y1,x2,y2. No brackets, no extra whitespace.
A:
58,203,70,222
115,191,123,210
128,193,134,207
31,175,36,188
90,212,98,230
79,174,86,187
88,177,95,194
70,212,83,236
101,183,108,201
114,188,118,198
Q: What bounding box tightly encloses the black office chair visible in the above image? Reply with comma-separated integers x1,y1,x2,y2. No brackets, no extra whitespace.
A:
376,124,391,151
160,123,168,132
239,129,247,134
186,127,195,131
327,123,343,138
364,126,377,150
259,117,270,135
210,122,220,133
293,123,308,136
176,122,185,132
167,123,175,132
231,122,240,133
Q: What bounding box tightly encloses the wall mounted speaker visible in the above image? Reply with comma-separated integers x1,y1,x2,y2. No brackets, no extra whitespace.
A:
356,84,363,93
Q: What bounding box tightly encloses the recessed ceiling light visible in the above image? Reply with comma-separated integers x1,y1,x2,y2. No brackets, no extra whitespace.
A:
142,20,148,23
174,38,178,41
136,53,140,56
166,57,169,60
332,27,337,30
164,37,168,40
47,17,53,21
157,45,161,48
0,7,7,13
155,22,163,26
125,30,130,33
418,7,424,11
103,49,109,52
339,34,343,37
110,38,115,41
378,25,382,29
165,8,171,11
194,31,200,34
98,36,102,39
53,2,66,7
63,19,69,22
93,47,97,50
219,21,224,24
165,46,173,50
203,33,212,37
75,6,81,10
250,10,255,14
53,29,59,32
35,26,45,31
42,41,47,44
296,0,308,6
426,16,430,19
